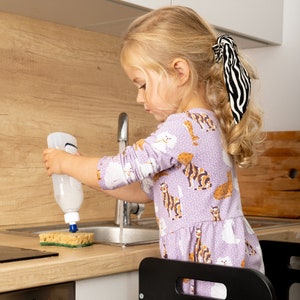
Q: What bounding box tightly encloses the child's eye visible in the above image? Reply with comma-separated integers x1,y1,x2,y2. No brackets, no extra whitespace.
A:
139,83,146,90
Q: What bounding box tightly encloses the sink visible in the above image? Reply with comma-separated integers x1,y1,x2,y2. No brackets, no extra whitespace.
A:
246,216,300,229
247,216,300,243
258,228,300,243
78,226,158,245
7,219,160,247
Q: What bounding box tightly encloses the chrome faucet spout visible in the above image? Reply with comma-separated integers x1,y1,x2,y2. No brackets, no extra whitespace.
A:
118,112,128,143
115,112,144,226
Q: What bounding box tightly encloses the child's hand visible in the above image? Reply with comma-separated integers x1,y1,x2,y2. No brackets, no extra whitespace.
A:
43,148,69,176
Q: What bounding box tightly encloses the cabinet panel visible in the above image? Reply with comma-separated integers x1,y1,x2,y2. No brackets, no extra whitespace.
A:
121,0,283,46
172,0,282,45
121,0,170,10
0,282,75,300
76,272,138,300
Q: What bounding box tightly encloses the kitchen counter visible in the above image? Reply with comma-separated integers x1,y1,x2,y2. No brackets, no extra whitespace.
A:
0,231,160,293
0,222,299,293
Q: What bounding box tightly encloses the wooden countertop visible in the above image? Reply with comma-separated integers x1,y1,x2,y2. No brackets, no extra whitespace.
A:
0,223,299,293
0,231,160,293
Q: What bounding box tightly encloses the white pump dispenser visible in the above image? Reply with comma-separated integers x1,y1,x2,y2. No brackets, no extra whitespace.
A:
47,132,83,233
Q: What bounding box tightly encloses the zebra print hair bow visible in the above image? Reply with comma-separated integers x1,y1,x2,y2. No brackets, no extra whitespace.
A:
212,34,251,124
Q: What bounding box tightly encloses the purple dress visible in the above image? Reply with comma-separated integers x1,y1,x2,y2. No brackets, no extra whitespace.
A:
97,108,264,297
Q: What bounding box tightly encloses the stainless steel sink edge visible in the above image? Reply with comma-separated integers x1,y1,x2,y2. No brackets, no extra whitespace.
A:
7,218,158,233
6,218,160,247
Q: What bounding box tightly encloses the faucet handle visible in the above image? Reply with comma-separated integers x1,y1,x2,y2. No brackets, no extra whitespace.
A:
131,203,145,219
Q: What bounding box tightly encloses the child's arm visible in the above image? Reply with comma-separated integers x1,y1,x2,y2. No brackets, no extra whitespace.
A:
103,181,152,203
43,148,152,203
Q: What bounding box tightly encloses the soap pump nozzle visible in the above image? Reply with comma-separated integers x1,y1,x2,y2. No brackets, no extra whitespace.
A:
64,212,80,233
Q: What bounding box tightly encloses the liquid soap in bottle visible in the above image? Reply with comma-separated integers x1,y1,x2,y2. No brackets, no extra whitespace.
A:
47,132,83,233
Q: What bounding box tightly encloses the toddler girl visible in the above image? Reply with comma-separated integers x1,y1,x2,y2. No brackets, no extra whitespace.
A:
44,6,264,297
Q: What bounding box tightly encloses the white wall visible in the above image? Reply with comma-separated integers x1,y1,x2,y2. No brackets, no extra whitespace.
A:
243,0,300,131
245,4,300,300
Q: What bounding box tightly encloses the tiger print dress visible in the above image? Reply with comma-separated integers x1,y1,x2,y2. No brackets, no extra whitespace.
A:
97,108,264,297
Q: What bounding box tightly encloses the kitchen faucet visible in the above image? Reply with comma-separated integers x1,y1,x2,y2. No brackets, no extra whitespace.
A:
115,112,145,226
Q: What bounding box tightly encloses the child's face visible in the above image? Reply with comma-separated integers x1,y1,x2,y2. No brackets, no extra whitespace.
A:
124,66,181,122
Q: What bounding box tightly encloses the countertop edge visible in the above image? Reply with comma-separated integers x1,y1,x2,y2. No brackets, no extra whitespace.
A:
0,223,299,293
0,231,160,293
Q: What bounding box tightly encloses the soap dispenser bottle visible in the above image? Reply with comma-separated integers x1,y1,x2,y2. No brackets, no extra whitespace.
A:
47,132,84,233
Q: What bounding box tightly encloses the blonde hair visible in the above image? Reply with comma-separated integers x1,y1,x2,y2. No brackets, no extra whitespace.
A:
120,6,263,168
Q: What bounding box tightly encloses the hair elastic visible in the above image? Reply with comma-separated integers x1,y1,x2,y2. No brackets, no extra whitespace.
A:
212,34,251,124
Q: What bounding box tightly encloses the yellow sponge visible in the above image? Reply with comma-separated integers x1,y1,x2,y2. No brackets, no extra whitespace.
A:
39,231,94,248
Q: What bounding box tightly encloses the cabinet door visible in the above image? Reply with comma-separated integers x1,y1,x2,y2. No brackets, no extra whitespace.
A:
172,0,283,45
120,0,170,10
119,0,283,47
76,271,138,300
0,282,75,300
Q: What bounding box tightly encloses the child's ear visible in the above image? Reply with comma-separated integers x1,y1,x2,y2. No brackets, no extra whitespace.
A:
172,58,190,86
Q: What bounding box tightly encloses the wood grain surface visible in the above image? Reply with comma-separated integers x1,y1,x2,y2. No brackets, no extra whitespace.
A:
238,131,300,218
0,11,156,229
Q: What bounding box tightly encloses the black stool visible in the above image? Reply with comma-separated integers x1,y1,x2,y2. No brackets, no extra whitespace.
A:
260,240,300,300
139,257,276,300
